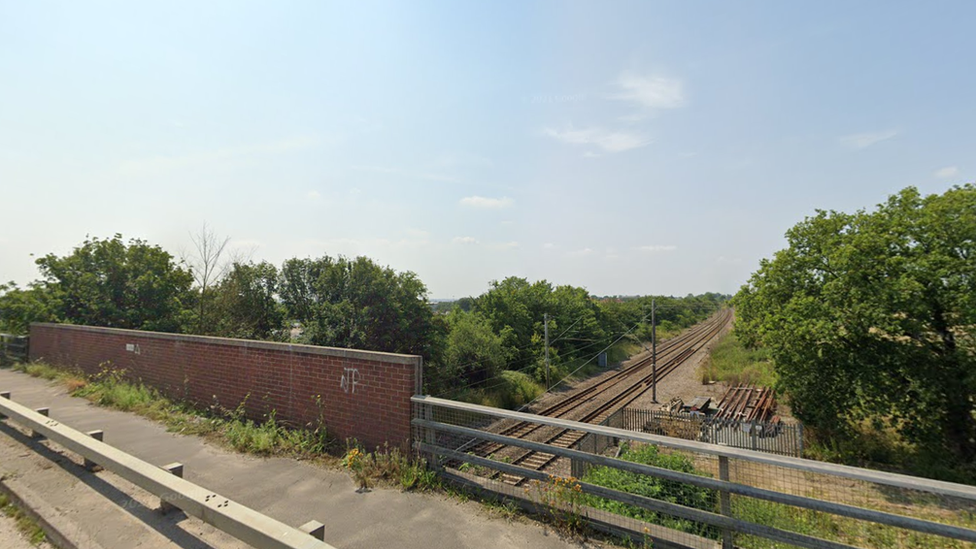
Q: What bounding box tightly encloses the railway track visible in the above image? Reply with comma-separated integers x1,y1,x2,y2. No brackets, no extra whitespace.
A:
466,308,733,485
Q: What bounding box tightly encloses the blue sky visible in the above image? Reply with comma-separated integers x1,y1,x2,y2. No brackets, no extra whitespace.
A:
1,1,973,299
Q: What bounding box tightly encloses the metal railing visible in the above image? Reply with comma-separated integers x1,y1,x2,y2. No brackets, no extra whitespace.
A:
0,392,335,549
413,395,976,549
0,333,28,363
576,408,803,464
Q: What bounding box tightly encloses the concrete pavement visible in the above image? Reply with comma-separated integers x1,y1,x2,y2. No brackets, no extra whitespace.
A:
0,367,605,549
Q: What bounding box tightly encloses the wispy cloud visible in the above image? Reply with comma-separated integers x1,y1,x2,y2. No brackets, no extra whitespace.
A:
488,241,519,251
544,126,651,153
459,196,514,209
452,236,478,245
568,247,594,257
351,165,459,183
636,245,677,253
612,72,685,111
934,166,959,178
118,135,321,175
839,129,899,150
307,190,321,200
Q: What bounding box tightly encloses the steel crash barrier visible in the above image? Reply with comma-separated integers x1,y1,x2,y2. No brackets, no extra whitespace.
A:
0,392,336,549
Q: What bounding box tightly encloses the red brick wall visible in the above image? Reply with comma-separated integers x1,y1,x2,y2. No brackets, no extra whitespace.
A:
29,323,421,450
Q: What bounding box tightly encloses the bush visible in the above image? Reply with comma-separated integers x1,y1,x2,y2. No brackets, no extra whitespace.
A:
583,442,718,538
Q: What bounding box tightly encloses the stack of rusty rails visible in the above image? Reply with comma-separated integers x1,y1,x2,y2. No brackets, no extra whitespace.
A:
474,309,733,485
711,384,777,428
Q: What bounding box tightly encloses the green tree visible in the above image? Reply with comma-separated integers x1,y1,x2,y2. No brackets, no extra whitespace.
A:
34,235,193,332
472,277,608,384
279,255,435,357
212,261,285,340
735,185,976,462
432,309,512,391
0,282,60,334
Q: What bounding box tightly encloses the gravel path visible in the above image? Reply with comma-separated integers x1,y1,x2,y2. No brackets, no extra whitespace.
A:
629,320,733,410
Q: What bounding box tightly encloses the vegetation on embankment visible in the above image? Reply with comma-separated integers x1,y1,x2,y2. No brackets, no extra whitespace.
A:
698,330,776,388
734,184,976,484
6,361,438,492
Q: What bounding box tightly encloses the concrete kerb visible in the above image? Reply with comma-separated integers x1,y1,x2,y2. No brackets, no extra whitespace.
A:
0,473,97,549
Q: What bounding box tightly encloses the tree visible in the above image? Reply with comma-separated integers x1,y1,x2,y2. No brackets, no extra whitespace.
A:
735,185,976,462
472,277,608,384
212,261,285,340
433,309,512,391
182,223,230,334
279,255,435,357
0,282,60,334
35,235,193,332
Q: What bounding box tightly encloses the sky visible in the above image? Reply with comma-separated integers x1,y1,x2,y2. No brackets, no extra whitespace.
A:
1,1,974,299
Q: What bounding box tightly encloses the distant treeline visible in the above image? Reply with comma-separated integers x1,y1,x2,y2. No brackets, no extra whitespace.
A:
0,233,728,396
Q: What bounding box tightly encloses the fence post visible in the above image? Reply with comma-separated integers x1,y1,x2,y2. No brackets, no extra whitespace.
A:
718,455,734,549
422,403,439,470
797,422,804,457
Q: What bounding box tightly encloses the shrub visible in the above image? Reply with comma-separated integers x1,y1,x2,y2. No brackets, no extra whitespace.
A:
583,442,718,538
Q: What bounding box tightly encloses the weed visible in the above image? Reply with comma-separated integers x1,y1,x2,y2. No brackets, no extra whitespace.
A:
16,361,335,460
0,492,46,545
526,474,586,535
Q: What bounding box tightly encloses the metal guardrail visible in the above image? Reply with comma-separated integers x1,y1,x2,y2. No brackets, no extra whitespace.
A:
0,392,336,549
413,395,976,549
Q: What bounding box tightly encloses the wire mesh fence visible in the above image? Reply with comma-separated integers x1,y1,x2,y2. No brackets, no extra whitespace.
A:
0,334,29,363
579,408,803,459
413,395,976,549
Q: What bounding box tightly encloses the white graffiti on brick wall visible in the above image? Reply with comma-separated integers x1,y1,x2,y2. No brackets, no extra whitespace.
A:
340,368,360,394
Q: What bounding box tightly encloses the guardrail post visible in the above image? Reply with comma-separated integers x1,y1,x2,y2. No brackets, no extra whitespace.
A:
32,408,49,440
718,455,733,549
84,430,104,470
159,462,184,513
300,520,325,541
0,391,9,420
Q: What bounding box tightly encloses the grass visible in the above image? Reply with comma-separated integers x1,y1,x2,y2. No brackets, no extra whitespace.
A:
455,370,545,410
0,492,47,546
5,361,441,492
698,330,777,387
583,442,720,539
8,362,331,459
730,495,976,549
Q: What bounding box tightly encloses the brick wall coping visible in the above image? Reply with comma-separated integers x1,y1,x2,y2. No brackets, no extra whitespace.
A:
30,322,422,366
